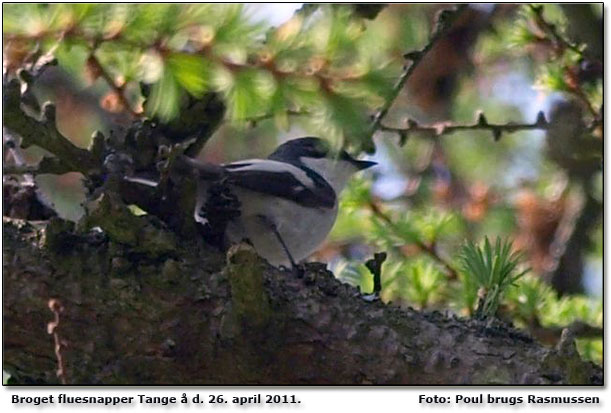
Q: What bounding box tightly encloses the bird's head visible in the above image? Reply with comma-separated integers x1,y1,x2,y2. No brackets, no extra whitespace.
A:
268,137,376,192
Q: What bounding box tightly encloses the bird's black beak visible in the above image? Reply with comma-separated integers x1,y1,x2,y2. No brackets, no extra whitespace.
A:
352,159,377,170
339,150,377,170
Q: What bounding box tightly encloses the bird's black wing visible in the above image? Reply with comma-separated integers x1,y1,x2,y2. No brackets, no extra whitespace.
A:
223,160,336,209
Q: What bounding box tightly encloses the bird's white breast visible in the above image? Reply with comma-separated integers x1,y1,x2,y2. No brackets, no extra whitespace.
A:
226,187,338,266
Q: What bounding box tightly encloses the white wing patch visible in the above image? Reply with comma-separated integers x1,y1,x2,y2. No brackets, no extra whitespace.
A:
223,159,316,189
123,176,159,187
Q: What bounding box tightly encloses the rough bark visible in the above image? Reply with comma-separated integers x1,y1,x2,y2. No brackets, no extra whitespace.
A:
3,217,602,385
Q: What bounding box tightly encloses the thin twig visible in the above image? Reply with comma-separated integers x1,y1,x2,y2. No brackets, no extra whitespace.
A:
528,5,585,58
369,4,468,137
528,5,601,120
243,110,310,126
86,53,142,117
568,81,600,120
47,299,68,384
368,201,458,279
381,111,549,144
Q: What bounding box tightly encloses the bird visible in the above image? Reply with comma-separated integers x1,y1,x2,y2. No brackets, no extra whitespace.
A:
191,137,376,269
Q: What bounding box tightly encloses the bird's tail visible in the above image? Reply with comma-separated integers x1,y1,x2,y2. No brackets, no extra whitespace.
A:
177,155,226,180
123,155,226,187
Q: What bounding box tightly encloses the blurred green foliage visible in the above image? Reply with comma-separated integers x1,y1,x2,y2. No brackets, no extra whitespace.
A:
3,3,398,149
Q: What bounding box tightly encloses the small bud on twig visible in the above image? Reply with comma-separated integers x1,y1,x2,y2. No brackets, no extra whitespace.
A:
477,111,488,126
535,111,548,126
492,128,502,142
406,118,419,129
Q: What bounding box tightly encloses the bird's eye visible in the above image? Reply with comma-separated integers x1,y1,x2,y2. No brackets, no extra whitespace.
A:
313,143,329,157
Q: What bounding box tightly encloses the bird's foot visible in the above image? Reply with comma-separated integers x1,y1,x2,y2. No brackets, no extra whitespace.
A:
280,263,304,278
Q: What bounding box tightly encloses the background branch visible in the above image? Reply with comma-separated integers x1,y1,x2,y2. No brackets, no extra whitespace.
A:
381,111,549,144
529,5,589,59
528,4,601,120
369,5,468,137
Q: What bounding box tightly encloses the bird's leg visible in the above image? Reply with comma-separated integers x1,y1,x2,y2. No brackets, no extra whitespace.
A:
257,215,302,276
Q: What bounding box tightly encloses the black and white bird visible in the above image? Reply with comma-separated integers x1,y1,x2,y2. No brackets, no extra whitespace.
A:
192,137,376,268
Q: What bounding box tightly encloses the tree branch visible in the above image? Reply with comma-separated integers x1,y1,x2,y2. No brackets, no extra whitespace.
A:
2,218,602,384
86,53,142,118
242,110,309,127
369,5,468,138
3,155,75,176
528,5,601,120
3,79,99,175
529,5,588,59
381,111,549,144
